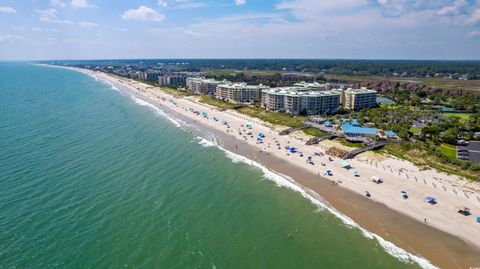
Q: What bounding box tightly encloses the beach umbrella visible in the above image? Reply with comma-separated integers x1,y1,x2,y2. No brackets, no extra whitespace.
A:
425,196,437,204
341,161,351,168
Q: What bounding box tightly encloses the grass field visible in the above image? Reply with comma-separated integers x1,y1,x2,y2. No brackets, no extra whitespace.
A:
442,113,473,123
199,95,234,109
438,144,457,159
383,143,479,181
157,87,193,96
409,127,421,134
237,106,307,127
303,128,327,137
334,138,363,148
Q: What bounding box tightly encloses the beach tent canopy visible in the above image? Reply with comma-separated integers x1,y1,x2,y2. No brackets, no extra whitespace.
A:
425,196,437,204
246,123,253,129
341,161,351,168
258,132,265,138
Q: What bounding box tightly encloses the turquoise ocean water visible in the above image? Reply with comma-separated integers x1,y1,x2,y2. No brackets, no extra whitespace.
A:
0,63,425,269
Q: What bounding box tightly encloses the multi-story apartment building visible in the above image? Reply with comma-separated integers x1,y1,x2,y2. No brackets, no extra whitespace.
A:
215,83,269,103
138,70,163,82
186,77,225,95
158,72,199,86
342,87,377,111
261,87,341,115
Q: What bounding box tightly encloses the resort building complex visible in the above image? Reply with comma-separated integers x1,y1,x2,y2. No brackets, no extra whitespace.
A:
186,77,225,95
261,87,341,115
342,87,377,111
183,76,377,116
215,82,269,103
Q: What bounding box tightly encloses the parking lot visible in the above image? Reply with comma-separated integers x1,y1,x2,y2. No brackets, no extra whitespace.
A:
468,141,480,163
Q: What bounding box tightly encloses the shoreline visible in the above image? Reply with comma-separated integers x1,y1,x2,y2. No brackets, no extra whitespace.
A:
46,64,480,269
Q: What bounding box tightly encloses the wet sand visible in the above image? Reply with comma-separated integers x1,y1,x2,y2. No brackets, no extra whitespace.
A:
210,121,480,269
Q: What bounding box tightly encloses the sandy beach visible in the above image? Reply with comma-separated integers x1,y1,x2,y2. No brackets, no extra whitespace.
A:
58,65,480,268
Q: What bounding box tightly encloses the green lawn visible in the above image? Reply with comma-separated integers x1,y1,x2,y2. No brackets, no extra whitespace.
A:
303,128,327,137
438,143,457,159
158,87,192,96
442,113,473,123
199,95,234,109
236,106,307,127
333,138,363,148
409,127,421,134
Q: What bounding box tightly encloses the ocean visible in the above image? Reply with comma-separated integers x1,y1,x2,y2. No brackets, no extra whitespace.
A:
0,63,425,269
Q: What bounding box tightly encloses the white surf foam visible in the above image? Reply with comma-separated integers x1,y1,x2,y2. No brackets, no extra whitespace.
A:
214,145,438,269
196,136,217,148
130,95,182,128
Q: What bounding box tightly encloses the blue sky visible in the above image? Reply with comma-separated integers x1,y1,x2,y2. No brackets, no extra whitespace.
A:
0,0,480,60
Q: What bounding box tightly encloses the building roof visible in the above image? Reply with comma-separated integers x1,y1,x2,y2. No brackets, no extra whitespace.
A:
217,82,269,90
342,123,378,135
344,87,377,94
187,77,225,84
384,130,397,136
262,87,340,97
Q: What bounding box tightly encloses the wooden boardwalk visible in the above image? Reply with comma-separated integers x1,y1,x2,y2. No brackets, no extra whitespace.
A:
341,141,401,159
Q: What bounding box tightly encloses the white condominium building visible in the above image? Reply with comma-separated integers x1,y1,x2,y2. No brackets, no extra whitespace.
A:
261,87,341,115
343,87,377,111
215,83,269,103
186,77,225,95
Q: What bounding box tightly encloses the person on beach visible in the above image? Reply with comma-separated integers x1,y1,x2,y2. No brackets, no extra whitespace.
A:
424,218,428,224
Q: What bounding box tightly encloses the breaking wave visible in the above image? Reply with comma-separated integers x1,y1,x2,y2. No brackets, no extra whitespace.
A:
130,95,182,128
211,144,438,269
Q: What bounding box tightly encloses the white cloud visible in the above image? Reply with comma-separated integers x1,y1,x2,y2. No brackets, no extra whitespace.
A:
437,0,467,16
0,34,26,44
78,22,99,29
158,0,168,7
50,0,66,8
121,6,165,22
36,9,73,24
466,30,480,37
184,29,202,38
235,0,246,6
465,8,480,24
277,0,368,20
0,6,16,13
71,0,96,9
157,0,206,9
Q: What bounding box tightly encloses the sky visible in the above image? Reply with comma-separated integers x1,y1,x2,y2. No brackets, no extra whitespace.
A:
0,0,480,60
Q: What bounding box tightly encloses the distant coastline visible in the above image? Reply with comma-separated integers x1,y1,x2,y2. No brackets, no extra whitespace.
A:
45,63,480,269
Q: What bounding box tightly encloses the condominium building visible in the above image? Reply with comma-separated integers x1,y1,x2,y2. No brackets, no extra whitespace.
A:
158,72,199,86
138,70,162,82
186,77,225,95
343,87,377,111
261,87,341,115
215,83,269,103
